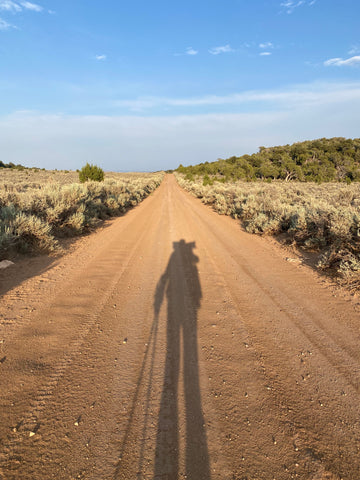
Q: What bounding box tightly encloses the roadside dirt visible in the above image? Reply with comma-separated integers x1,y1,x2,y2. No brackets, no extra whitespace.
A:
1,174,360,480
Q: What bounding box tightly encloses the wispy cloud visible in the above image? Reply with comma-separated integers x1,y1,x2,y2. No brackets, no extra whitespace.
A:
280,0,316,14
324,56,360,67
95,54,107,61
20,1,43,12
174,46,199,57
0,0,43,12
0,1,22,12
348,45,360,55
2,86,360,172
0,16,15,28
259,42,273,49
209,44,234,55
186,47,198,56
260,52,272,56
114,81,360,112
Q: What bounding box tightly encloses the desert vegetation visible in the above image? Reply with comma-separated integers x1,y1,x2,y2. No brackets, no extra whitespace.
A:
178,137,360,183
175,172,360,287
0,169,164,258
79,163,105,183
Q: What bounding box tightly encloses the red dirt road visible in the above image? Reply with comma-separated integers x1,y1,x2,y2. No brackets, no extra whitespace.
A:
1,174,360,480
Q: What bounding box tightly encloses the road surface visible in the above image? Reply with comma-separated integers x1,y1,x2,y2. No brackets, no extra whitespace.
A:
1,174,360,480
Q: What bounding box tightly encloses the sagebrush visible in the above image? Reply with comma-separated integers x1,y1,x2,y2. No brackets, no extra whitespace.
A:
175,173,360,286
0,170,164,257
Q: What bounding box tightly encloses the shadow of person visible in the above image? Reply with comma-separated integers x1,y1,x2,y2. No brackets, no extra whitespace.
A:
153,239,211,480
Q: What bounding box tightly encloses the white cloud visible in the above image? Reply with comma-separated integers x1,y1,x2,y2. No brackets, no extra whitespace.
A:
280,0,316,14
174,47,199,57
0,16,14,28
20,1,43,12
1,91,359,172
1,81,359,171
0,0,21,12
0,0,43,13
114,81,360,112
186,47,198,56
259,42,273,49
324,56,360,67
348,46,360,55
260,52,272,56
209,44,234,55
95,54,107,61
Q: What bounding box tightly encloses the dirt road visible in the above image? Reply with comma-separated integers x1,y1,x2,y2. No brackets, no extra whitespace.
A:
1,174,360,480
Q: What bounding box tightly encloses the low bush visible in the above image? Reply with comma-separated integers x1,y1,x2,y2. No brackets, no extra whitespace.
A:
0,171,164,257
175,172,360,286
79,163,105,183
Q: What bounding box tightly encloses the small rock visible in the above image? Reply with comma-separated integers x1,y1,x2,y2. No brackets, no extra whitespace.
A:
286,257,301,264
13,420,24,432
123,338,128,344
0,260,14,270
74,415,82,426
29,423,40,436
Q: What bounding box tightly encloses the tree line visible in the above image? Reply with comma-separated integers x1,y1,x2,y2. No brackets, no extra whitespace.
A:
0,161,28,170
177,137,360,183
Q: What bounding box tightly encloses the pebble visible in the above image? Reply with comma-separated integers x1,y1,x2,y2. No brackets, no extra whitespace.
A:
0,260,14,270
75,415,82,426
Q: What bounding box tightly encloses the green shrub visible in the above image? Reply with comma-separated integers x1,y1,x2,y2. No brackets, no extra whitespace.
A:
176,137,360,183
203,174,213,186
79,163,104,183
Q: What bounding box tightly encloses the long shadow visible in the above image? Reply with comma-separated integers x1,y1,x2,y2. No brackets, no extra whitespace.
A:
114,240,211,479
0,253,56,298
153,239,211,480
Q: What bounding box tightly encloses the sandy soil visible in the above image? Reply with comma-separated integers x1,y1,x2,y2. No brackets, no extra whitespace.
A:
1,174,360,480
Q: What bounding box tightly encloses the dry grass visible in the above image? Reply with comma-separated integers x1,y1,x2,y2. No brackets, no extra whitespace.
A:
175,173,360,287
0,169,164,257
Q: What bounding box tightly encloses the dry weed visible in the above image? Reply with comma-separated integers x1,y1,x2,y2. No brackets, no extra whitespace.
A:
0,170,164,257
175,173,360,283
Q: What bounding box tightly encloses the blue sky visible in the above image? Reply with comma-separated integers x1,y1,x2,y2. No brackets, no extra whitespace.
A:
0,0,359,171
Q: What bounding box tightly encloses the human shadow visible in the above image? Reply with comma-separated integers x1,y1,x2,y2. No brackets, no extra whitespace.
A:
153,239,211,480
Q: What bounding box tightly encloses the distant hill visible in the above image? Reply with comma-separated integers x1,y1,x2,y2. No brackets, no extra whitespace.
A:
177,137,360,183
